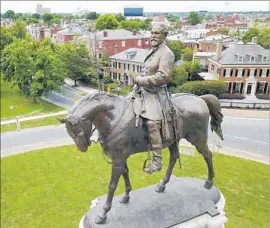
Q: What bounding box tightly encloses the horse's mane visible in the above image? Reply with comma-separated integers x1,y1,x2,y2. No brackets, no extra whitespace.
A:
70,91,121,114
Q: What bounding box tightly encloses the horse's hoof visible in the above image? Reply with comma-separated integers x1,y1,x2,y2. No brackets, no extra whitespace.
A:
204,180,213,189
119,196,130,204
95,215,107,224
155,184,166,193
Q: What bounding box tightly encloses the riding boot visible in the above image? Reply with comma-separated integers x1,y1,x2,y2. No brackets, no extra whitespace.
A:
144,120,163,174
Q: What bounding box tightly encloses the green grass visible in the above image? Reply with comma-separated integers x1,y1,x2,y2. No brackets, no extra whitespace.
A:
1,114,67,133
1,78,64,120
1,144,268,228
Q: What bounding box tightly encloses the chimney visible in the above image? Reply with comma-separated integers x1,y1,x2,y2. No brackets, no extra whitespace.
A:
132,31,136,36
251,36,258,44
103,31,108,37
216,41,223,61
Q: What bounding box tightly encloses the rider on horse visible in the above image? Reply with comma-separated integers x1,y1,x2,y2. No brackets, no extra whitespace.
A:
132,23,175,174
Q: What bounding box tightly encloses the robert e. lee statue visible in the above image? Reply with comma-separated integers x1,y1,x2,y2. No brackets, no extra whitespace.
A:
132,23,175,173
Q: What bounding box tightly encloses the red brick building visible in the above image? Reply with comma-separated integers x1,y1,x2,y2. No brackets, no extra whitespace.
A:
86,29,151,59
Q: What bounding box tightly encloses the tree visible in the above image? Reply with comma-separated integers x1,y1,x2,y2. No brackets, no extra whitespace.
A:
115,13,125,22
42,13,54,25
242,27,259,44
86,12,98,20
32,13,41,19
258,28,270,49
182,48,193,61
3,10,15,19
120,19,142,32
1,37,65,102
188,12,201,25
58,41,93,86
166,14,179,22
9,21,27,39
190,60,201,74
141,18,152,30
170,65,188,87
14,13,23,21
0,26,13,50
219,28,229,35
167,40,184,61
95,14,119,30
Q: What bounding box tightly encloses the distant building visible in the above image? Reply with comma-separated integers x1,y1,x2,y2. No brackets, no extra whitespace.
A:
123,5,143,17
80,29,151,58
109,48,149,85
207,37,269,98
35,4,51,15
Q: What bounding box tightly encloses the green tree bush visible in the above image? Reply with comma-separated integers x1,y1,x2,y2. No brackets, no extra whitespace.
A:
175,80,227,96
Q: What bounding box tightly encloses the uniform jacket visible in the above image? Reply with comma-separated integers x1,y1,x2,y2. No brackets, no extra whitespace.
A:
132,41,175,121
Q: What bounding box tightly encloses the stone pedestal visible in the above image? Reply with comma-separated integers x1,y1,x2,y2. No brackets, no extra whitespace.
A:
79,177,227,228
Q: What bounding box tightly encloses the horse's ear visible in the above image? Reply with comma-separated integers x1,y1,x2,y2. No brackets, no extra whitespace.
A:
56,118,66,124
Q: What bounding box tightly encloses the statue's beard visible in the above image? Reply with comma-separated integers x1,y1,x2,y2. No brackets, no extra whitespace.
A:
151,39,160,47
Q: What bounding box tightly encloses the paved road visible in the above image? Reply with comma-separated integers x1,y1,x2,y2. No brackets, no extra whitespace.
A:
1,117,269,162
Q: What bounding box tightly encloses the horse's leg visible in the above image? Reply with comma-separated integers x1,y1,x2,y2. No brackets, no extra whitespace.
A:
155,141,179,193
95,159,125,224
194,141,215,189
119,162,132,204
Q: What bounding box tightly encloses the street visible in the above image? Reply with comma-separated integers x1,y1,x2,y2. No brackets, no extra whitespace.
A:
1,116,269,161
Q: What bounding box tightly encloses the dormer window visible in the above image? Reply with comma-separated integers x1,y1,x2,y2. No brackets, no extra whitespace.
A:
238,56,243,62
262,56,267,63
250,56,255,62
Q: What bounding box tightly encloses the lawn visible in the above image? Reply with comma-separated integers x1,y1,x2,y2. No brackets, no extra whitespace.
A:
1,144,268,228
1,114,67,133
1,78,64,120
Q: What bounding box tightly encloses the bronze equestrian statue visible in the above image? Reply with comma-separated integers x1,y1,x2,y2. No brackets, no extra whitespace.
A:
58,91,224,224
132,23,175,173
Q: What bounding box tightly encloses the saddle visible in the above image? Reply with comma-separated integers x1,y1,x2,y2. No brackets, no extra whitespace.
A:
132,96,183,141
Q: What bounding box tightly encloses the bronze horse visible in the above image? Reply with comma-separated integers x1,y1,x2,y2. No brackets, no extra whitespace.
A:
58,91,224,224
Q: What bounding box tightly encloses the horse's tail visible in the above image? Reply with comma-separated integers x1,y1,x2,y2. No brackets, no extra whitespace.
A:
200,94,224,140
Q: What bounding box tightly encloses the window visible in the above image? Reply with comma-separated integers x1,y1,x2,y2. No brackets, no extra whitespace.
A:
238,56,243,62
226,82,231,93
122,41,125,47
124,63,126,70
112,62,117,68
138,40,141,46
250,56,255,62
145,39,149,45
140,66,142,72
237,69,243,77
137,65,140,72
133,65,135,72
210,64,214,72
261,69,267,77
98,53,102,59
118,62,121,69
113,72,117,80
127,64,130,71
225,68,231,77
98,41,103,48
262,56,267,62
232,82,242,94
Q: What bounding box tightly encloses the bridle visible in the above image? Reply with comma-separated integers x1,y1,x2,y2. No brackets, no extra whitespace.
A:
68,114,96,145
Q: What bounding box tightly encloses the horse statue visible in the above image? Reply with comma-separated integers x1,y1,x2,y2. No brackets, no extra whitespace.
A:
58,91,224,224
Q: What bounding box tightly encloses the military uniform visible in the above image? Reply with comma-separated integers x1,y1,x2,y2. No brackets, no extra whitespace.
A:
132,41,175,173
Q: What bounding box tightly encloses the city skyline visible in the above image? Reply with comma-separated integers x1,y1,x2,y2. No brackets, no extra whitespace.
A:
1,1,270,14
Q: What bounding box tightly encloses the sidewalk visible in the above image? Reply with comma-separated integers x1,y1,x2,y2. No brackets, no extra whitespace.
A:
0,110,68,125
221,108,269,119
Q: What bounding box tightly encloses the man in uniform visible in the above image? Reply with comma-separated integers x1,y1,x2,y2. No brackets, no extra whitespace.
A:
132,23,175,173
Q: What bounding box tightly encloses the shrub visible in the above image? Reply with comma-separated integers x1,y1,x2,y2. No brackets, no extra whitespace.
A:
175,80,227,96
218,93,245,100
256,94,269,100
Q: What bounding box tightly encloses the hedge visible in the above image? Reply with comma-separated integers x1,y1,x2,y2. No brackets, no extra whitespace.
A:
218,93,245,100
175,80,227,96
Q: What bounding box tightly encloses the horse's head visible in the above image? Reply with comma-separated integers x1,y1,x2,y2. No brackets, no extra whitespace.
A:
58,115,93,152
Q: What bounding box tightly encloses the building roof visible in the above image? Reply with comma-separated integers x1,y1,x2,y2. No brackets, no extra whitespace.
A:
109,48,150,63
212,44,269,65
57,26,84,35
93,29,146,41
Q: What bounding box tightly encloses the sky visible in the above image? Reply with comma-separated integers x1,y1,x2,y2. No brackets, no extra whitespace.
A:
1,1,270,14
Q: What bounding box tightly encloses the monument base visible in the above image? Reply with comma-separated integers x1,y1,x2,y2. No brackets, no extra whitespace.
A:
79,177,227,228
